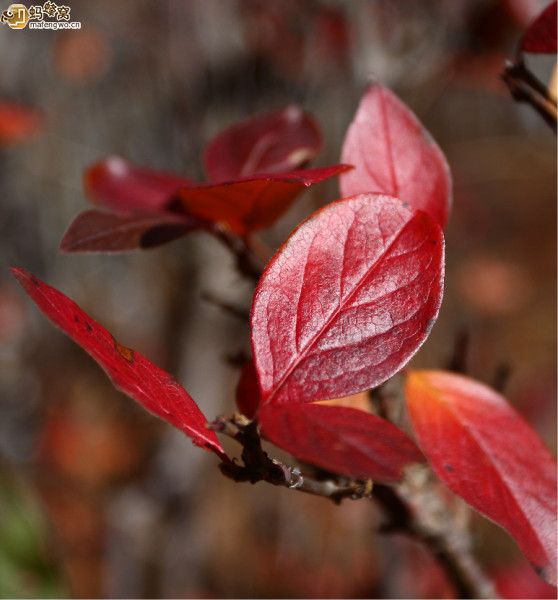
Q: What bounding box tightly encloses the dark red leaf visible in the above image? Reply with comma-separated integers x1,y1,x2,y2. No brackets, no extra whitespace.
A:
406,370,557,586
60,209,200,252
340,83,452,228
177,164,351,235
251,193,444,408
521,2,557,53
203,105,322,182
85,156,193,212
0,101,43,145
493,560,558,598
11,268,227,461
235,361,261,419
259,403,423,482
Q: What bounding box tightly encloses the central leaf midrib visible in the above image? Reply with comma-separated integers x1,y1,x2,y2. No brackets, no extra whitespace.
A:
265,213,417,405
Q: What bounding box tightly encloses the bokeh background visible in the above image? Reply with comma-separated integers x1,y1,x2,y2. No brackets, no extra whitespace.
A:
0,0,556,598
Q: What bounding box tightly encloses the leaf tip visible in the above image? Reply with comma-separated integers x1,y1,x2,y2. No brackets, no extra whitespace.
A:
10,266,30,285
10,266,40,297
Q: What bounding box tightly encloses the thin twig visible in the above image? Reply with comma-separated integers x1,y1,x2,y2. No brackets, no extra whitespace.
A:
210,225,266,282
211,414,499,599
210,415,373,503
502,60,557,132
200,290,250,322
374,481,498,599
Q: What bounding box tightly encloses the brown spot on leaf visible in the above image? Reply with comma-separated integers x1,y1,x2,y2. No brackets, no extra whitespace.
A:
114,339,134,363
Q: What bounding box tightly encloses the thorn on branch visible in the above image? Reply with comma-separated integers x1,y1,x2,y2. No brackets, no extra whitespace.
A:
492,363,512,393
446,328,470,374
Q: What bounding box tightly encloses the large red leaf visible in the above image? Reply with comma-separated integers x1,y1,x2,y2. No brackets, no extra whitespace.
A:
60,209,200,252
340,83,452,228
251,193,444,408
521,2,557,53
11,268,227,461
406,370,557,586
203,105,322,182
85,157,193,212
177,164,351,235
259,403,423,482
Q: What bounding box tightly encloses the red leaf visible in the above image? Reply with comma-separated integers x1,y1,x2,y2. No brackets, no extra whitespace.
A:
0,101,43,145
235,361,261,419
493,560,558,598
259,403,423,482
340,83,452,228
406,370,557,586
85,157,193,212
177,164,351,235
521,2,557,53
251,193,444,408
60,209,200,252
11,268,227,461
203,105,322,182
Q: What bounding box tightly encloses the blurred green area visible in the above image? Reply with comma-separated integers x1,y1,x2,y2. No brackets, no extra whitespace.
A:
0,472,65,598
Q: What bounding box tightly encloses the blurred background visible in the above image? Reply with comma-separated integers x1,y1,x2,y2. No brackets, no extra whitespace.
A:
0,0,556,597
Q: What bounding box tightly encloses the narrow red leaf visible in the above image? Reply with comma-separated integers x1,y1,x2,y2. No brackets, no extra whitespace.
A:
521,2,557,53
0,101,43,145
203,105,322,182
11,268,227,461
85,157,193,212
235,361,261,419
177,164,351,235
60,209,200,252
406,370,557,586
259,403,423,482
340,83,452,228
251,193,444,408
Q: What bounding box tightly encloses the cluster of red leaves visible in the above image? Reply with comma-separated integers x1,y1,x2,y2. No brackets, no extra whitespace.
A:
61,106,349,251
12,83,556,586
